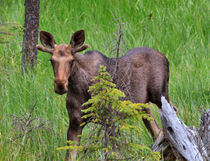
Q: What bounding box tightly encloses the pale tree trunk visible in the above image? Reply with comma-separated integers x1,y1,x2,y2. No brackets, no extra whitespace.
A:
22,0,40,70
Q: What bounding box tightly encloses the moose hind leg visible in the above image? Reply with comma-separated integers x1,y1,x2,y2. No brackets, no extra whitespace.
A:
158,82,178,112
133,87,161,140
142,107,161,139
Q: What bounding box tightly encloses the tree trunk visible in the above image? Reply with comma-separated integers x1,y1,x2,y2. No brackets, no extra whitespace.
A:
22,0,40,70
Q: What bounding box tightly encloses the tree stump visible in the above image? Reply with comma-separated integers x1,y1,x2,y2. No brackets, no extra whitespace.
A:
152,97,209,161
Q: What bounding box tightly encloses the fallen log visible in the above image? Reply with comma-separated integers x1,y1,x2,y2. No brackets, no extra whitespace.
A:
152,96,209,161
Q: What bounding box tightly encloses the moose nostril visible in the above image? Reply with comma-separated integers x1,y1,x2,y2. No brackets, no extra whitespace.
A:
54,80,68,93
57,84,64,90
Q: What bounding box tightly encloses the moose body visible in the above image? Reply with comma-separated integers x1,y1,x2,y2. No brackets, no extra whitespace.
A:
37,30,173,161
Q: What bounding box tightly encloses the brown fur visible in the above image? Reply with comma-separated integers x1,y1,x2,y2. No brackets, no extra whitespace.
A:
37,30,175,161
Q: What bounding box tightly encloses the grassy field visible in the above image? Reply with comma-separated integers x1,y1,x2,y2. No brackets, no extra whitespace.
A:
0,0,209,160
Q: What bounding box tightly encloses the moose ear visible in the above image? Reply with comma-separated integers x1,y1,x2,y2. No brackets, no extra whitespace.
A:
70,30,85,48
40,31,56,49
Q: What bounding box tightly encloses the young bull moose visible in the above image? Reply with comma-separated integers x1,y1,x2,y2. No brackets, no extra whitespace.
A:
37,30,176,161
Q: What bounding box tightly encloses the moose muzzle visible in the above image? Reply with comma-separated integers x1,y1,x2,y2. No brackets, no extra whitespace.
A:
54,79,68,95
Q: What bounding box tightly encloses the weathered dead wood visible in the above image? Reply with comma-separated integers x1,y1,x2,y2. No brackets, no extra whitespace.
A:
152,96,209,161
199,109,210,158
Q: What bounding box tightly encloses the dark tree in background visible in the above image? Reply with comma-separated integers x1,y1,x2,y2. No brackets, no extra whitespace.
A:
22,0,40,70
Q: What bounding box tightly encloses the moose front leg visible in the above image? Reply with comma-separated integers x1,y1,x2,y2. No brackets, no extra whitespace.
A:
65,111,83,161
65,125,82,161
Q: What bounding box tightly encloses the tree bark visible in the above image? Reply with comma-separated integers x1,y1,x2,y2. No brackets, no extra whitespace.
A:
199,109,210,158
22,0,40,70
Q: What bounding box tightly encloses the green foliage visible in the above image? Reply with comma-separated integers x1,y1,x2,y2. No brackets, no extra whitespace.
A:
82,66,152,128
59,66,160,160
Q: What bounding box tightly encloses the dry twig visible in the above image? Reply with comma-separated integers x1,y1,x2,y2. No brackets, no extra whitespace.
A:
3,103,54,145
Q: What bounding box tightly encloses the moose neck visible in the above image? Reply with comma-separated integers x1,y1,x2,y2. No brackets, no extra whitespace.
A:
67,51,118,97
67,53,92,96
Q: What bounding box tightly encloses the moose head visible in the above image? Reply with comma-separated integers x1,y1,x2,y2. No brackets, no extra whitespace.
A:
36,30,89,95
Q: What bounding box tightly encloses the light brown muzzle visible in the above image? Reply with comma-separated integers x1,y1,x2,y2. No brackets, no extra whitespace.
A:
54,79,68,95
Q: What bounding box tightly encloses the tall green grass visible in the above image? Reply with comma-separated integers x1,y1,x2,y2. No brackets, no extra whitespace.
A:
0,0,209,160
